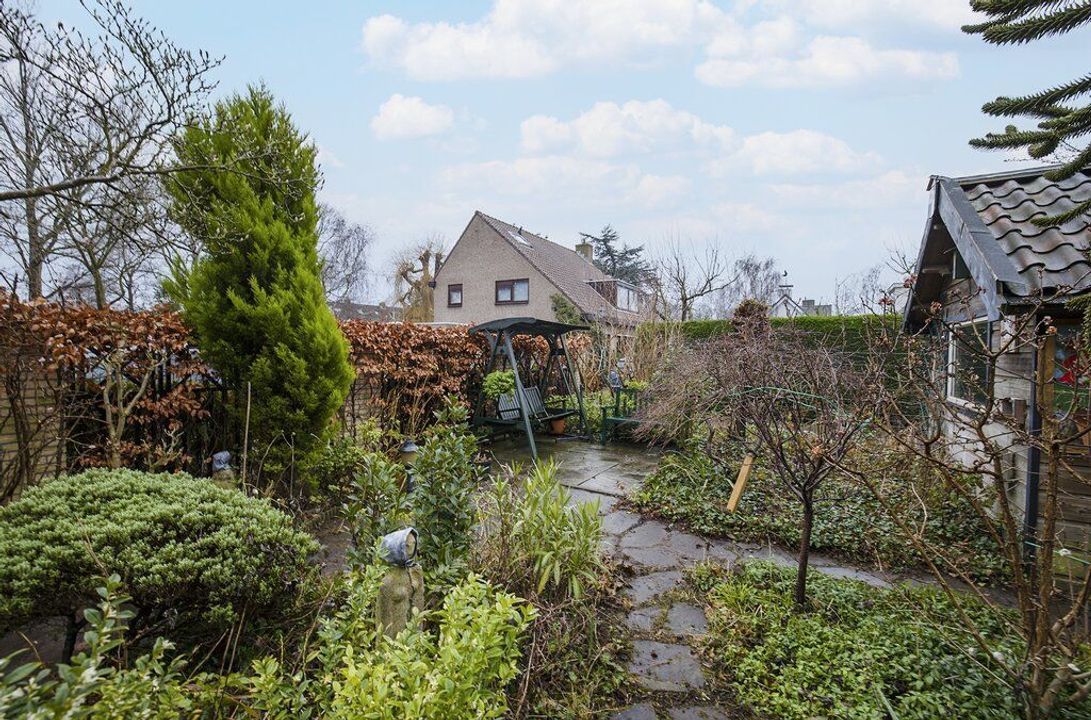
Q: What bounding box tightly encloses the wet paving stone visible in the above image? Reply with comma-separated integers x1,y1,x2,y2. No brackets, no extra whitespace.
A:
567,487,618,512
603,509,643,536
620,520,671,549
611,705,659,720
624,570,682,605
629,641,706,692
665,604,708,636
626,605,662,632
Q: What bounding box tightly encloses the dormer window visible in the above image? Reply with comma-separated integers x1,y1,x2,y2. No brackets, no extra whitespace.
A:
616,284,641,312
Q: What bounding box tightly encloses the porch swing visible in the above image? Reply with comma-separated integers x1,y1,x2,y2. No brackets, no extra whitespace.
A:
469,317,589,460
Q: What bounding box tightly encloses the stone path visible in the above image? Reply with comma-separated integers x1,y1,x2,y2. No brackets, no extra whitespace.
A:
490,437,898,719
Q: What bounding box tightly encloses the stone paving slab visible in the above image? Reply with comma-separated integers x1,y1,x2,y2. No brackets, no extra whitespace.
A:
624,570,682,605
611,705,659,720
603,509,643,537
629,641,706,692
666,603,708,636
626,606,662,632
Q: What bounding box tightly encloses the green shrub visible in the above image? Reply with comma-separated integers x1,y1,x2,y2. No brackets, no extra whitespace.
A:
632,440,1008,583
700,561,1091,720
475,460,604,600
0,575,192,720
412,401,481,582
0,569,533,720
167,86,354,469
328,574,533,719
343,452,411,555
0,469,318,638
482,370,515,400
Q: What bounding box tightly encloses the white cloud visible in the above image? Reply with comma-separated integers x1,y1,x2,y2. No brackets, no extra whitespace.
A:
768,170,925,209
520,99,877,177
728,129,882,176
780,0,976,31
362,1,726,81
370,94,454,140
520,100,734,158
440,155,688,209
696,34,959,88
362,2,963,90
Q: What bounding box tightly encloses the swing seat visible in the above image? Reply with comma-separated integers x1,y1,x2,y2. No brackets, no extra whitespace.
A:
522,387,577,422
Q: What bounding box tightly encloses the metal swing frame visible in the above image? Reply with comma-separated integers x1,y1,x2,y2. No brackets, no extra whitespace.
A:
469,317,589,460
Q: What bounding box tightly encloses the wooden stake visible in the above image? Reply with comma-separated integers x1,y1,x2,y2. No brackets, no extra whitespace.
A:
240,382,251,483
727,454,754,513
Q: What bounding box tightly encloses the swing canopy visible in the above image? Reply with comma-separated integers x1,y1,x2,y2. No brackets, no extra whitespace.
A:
469,317,589,459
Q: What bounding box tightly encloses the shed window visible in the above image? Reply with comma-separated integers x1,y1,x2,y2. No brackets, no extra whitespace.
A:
496,278,529,305
948,318,991,405
447,284,463,307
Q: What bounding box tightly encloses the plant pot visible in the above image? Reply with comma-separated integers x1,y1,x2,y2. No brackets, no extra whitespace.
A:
549,417,567,435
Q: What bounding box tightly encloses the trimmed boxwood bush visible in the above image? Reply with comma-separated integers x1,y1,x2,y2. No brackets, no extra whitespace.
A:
0,469,318,635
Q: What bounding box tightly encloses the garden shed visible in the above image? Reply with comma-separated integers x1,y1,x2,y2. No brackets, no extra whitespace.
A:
903,164,1091,554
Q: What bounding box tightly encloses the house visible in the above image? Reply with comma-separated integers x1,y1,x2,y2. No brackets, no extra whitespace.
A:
433,211,647,329
770,285,832,318
903,164,1091,548
329,300,403,323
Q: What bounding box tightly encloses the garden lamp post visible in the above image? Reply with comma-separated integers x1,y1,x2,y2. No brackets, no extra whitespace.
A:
399,438,419,493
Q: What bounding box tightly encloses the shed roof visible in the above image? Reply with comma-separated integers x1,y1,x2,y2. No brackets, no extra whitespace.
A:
904,164,1091,327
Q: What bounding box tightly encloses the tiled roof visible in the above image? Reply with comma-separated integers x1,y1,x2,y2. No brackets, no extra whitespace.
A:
475,212,634,321
958,167,1091,293
904,164,1091,328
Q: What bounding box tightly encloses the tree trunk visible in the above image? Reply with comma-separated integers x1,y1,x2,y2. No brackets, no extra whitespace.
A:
795,495,814,608
24,196,44,299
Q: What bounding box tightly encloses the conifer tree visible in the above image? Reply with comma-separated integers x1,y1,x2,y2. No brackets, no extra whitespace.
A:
166,86,353,470
964,0,1091,223
582,225,651,286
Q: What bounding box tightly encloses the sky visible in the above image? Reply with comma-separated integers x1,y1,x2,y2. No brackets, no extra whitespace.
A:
41,0,1091,304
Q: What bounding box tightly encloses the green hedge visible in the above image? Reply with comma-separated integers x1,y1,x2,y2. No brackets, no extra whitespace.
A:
659,314,899,356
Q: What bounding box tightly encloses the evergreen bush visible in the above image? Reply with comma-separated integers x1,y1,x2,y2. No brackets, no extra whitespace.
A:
0,469,317,641
166,86,353,468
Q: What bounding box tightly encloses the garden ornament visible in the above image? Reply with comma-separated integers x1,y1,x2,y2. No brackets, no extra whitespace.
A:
211,450,235,486
398,438,419,465
376,527,425,638
379,527,418,567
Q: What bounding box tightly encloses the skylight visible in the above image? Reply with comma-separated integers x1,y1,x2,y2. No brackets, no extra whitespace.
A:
508,230,532,247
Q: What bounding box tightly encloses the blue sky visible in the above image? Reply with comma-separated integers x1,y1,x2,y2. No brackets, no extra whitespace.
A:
43,0,1091,303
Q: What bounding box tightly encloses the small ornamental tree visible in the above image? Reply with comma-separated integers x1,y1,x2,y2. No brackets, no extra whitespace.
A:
166,86,353,472
640,326,874,606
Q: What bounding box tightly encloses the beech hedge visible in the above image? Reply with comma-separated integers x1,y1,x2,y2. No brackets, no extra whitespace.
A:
0,469,318,632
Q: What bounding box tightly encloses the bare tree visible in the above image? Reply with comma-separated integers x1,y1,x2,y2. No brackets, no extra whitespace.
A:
712,253,782,318
0,0,219,299
640,324,874,606
318,203,374,305
392,236,445,323
833,263,884,316
858,290,1091,718
653,239,734,321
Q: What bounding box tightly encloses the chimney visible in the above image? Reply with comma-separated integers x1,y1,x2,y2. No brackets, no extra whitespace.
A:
575,240,593,262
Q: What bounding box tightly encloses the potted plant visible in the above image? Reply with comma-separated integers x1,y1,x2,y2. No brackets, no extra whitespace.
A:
483,370,515,402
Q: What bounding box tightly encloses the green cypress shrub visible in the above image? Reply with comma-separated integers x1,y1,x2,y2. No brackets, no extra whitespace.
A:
166,85,354,469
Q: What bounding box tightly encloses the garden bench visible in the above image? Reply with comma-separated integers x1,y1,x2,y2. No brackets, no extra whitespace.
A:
600,387,650,443
487,388,577,427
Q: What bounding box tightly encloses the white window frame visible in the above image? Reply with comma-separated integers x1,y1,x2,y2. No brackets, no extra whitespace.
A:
947,317,991,408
